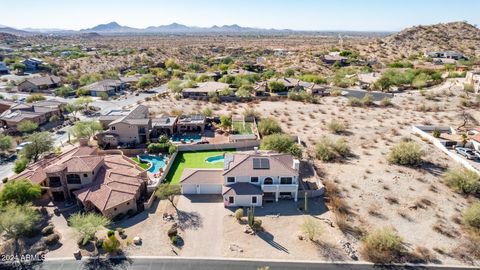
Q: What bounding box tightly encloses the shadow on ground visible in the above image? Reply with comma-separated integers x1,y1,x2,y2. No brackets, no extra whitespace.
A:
176,210,203,230
256,231,289,253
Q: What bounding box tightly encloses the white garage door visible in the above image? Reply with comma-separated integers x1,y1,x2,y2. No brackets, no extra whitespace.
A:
182,184,197,194
198,184,222,194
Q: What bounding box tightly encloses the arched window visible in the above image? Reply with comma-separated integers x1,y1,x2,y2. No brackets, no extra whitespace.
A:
66,174,81,184
263,177,273,185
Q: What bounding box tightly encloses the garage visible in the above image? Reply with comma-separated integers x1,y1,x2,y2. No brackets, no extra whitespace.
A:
179,169,224,195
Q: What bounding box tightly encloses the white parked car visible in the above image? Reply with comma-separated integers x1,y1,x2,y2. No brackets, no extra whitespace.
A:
15,141,32,152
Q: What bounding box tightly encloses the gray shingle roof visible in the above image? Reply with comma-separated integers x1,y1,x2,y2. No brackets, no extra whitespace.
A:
222,183,263,196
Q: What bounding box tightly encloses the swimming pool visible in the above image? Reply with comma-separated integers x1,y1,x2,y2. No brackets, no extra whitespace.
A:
139,154,166,174
171,134,202,143
205,154,225,164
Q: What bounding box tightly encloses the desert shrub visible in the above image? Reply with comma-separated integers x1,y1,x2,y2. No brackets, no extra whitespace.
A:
260,133,302,158
2,177,8,183
234,208,243,221
330,89,342,96
315,137,351,162
258,118,282,136
102,235,121,253
360,227,405,263
167,224,178,238
388,141,425,166
463,202,480,230
288,90,318,103
380,97,393,107
327,120,347,134
251,219,262,231
301,217,321,241
362,94,374,106
41,224,54,236
347,97,363,107
26,94,46,103
170,235,179,245
432,129,441,138
107,230,115,237
443,168,480,195
44,233,60,246
413,246,436,263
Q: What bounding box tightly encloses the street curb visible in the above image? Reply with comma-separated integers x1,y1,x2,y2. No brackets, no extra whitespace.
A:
43,255,479,269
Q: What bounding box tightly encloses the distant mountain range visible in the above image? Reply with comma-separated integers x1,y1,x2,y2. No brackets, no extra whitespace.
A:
0,21,392,37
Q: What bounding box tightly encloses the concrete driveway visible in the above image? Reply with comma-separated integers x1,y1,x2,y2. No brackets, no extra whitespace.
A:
175,195,226,257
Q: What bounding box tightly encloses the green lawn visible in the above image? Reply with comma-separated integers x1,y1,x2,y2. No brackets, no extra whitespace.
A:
131,157,150,170
232,121,254,135
166,150,235,184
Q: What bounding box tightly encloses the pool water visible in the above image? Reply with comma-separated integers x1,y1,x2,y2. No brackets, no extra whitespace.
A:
139,155,166,174
171,134,202,143
205,155,225,163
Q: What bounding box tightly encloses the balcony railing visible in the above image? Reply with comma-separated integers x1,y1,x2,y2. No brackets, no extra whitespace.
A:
261,184,298,192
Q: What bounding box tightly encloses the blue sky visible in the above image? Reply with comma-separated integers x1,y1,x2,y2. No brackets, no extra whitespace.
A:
2,0,479,31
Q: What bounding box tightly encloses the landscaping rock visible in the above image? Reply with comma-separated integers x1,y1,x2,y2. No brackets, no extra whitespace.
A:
339,240,358,260
41,224,54,236
73,250,82,260
133,236,142,245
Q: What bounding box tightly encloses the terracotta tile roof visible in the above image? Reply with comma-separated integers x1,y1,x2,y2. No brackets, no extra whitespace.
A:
44,155,103,174
180,169,223,184
223,183,263,196
471,133,480,143
74,155,147,211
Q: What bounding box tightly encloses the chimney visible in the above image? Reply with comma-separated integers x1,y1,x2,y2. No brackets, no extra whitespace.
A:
293,159,300,171
254,147,258,154
79,138,89,147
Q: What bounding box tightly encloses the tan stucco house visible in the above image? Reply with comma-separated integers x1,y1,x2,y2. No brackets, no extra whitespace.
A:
11,142,149,218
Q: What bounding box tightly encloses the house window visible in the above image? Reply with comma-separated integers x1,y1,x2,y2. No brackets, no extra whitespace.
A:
252,196,257,204
227,177,235,183
48,177,62,187
83,173,88,178
111,126,116,131
280,177,293,184
263,177,273,185
228,196,234,204
250,177,259,183
66,174,81,184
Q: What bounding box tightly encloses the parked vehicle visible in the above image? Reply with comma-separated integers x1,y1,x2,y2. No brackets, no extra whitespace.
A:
15,141,32,152
455,147,477,160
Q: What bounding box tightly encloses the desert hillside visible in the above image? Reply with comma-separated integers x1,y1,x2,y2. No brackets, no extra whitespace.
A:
369,21,480,59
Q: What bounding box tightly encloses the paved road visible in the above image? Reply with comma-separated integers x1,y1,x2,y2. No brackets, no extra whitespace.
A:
2,257,476,270
336,89,394,101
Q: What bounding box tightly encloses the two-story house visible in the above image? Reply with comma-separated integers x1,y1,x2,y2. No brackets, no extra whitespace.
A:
180,150,300,207
96,105,151,147
11,141,149,218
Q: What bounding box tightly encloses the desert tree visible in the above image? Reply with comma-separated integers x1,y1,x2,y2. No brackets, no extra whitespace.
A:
155,184,181,208
0,203,40,268
70,120,103,140
0,179,41,205
21,132,54,162
68,212,111,246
